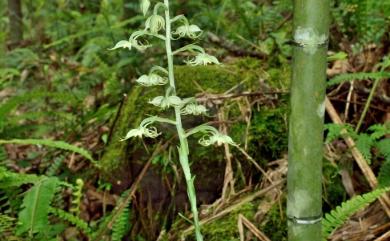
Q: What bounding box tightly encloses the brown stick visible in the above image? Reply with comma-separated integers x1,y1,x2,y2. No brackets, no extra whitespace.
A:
238,214,272,241
325,97,390,217
374,229,390,241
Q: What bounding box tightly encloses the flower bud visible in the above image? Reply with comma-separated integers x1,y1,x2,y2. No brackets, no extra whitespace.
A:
145,14,165,34
174,24,202,39
136,73,168,86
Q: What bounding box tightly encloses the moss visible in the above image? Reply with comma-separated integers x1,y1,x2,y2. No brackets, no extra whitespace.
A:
261,198,288,241
322,161,347,212
185,202,256,241
248,103,289,162
100,86,144,174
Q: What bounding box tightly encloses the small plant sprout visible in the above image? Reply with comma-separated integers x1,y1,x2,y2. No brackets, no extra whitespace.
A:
110,0,235,240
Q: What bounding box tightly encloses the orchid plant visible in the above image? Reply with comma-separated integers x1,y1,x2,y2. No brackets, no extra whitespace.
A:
110,0,235,240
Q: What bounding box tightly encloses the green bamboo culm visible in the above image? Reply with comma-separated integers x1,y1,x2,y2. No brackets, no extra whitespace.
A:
287,0,330,241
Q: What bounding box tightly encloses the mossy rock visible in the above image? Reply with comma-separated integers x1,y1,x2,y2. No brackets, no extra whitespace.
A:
99,58,268,175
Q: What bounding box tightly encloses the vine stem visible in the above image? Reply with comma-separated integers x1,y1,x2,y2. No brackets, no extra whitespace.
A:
163,0,203,240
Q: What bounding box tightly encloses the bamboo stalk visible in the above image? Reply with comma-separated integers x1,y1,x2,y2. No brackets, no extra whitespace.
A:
287,0,330,240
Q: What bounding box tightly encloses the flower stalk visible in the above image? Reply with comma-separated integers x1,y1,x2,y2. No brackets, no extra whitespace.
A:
110,0,235,240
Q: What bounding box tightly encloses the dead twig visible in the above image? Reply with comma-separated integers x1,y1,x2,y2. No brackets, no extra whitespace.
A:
238,214,272,241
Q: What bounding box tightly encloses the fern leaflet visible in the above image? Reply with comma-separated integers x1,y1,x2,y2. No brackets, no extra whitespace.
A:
0,139,96,165
111,201,131,241
322,187,390,239
49,207,92,236
0,166,41,188
378,160,390,188
17,177,60,237
355,134,374,164
327,72,390,86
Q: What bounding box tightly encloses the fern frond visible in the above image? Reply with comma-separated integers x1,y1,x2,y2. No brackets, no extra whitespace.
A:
111,201,131,241
16,177,60,237
45,157,64,176
0,166,41,188
327,72,390,86
0,214,20,241
355,134,374,164
324,123,354,143
0,139,96,165
70,179,84,216
0,91,78,124
368,123,390,140
378,160,390,188
0,214,16,233
322,187,390,239
376,139,390,159
49,207,92,236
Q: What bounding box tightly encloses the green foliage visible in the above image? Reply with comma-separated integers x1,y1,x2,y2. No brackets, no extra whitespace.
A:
112,201,132,241
355,133,374,162
45,157,64,176
377,138,390,187
0,166,41,188
378,160,390,188
0,91,78,124
327,72,390,86
0,214,21,241
322,187,390,239
332,0,390,51
0,139,96,164
17,177,60,237
324,123,390,164
49,207,92,236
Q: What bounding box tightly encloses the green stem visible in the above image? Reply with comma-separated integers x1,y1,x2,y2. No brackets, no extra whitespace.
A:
287,0,329,240
163,1,203,240
355,76,381,133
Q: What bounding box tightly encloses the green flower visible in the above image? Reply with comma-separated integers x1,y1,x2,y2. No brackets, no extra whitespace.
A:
109,31,151,52
181,104,207,115
199,133,235,146
174,24,202,39
121,118,161,140
136,73,168,86
185,53,220,66
145,14,165,34
149,95,183,109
